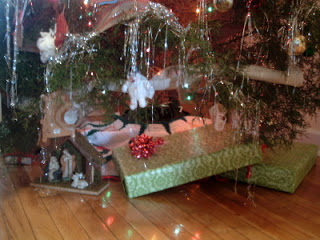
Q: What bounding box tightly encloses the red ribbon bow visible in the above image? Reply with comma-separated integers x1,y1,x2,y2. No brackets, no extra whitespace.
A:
129,134,164,159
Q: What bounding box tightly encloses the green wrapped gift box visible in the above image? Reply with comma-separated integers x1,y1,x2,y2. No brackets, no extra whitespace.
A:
112,125,262,198
222,142,318,193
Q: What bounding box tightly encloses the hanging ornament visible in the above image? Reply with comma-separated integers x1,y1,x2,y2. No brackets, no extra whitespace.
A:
213,0,233,13
288,34,306,56
15,0,28,48
121,72,155,110
54,5,69,48
208,103,227,131
246,0,264,11
37,29,56,63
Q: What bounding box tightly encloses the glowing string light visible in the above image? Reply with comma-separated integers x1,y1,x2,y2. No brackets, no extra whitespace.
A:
106,216,114,226
106,191,112,198
186,95,192,101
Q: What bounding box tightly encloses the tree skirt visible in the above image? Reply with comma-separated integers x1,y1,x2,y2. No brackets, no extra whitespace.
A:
77,116,213,177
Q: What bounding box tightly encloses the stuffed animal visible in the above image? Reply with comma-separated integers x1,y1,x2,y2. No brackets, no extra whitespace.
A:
36,29,56,63
122,72,155,110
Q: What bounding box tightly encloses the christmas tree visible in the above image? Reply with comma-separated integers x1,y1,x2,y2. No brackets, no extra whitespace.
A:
0,0,319,153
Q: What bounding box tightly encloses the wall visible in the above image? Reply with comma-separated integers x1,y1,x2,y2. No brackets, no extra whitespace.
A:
300,111,320,156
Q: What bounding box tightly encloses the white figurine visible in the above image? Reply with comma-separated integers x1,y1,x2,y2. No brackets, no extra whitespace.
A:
71,173,89,189
60,149,76,180
122,72,155,110
36,29,56,63
48,156,60,182
209,103,227,131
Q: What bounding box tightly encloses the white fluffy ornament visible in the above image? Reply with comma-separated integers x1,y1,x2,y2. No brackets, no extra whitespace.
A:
36,29,56,63
122,72,155,110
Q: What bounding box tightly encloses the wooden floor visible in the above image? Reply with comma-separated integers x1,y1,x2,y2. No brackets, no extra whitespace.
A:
0,158,320,240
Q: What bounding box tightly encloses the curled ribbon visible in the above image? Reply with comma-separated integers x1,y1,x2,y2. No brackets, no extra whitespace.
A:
129,134,164,159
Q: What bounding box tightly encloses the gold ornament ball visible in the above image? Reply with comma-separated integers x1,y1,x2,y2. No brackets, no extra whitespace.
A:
213,0,233,13
288,35,306,56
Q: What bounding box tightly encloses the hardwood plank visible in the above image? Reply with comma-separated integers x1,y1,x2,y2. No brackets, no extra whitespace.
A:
24,163,43,182
105,182,171,240
1,157,319,240
0,187,36,240
296,188,320,203
237,168,320,214
42,194,91,239
251,187,320,237
258,187,320,224
155,185,254,240
0,206,9,240
8,166,63,240
25,165,117,239
215,178,320,239
24,165,90,240
250,189,319,239
195,180,316,240
178,183,274,240
294,160,320,203
82,193,145,240
295,185,320,203
271,190,320,216
299,176,320,192
130,195,197,239
146,193,226,240
0,163,36,240
61,192,117,240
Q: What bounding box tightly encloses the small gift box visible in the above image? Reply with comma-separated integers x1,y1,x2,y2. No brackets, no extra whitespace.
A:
222,142,318,193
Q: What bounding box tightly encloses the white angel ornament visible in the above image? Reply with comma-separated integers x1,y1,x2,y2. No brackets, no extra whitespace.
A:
122,72,155,110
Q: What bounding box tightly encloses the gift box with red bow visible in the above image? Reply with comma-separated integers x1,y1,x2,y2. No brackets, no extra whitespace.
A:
113,125,262,198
